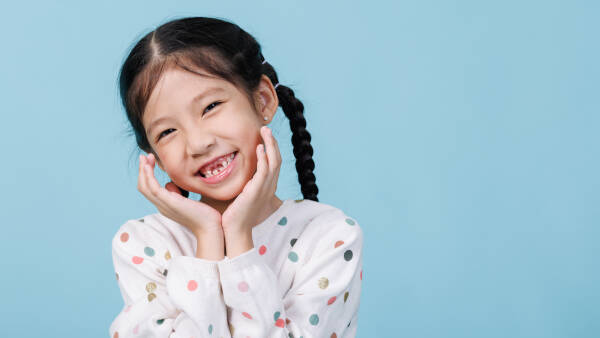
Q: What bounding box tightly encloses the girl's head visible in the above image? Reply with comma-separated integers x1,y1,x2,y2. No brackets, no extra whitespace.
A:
118,16,318,202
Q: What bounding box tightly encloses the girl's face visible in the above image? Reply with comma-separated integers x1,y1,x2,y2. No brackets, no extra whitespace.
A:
142,66,279,202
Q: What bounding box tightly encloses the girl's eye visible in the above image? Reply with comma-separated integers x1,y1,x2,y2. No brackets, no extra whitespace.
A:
204,101,222,115
157,128,175,141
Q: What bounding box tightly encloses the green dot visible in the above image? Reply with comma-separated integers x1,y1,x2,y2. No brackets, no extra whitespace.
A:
309,314,319,325
344,250,353,261
208,324,213,334
156,318,164,325
139,218,145,222
294,199,304,203
290,238,297,247
278,216,288,226
144,246,155,256
274,311,281,321
288,251,298,262
289,333,294,338
345,218,355,225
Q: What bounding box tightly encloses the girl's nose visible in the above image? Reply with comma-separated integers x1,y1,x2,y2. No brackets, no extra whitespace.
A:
185,131,215,157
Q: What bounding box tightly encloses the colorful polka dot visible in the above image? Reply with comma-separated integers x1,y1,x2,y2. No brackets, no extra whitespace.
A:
331,333,337,338
139,218,145,222
327,296,336,305
345,218,355,225
132,256,144,264
188,280,198,291
288,251,298,262
242,312,252,319
147,293,156,302
360,269,363,280
318,277,329,289
274,311,281,321
144,246,155,256
208,324,213,334
113,332,119,338
156,318,164,325
290,238,297,247
334,240,344,248
309,314,319,325
145,282,157,293
294,199,303,203
286,318,291,324
278,216,288,226
259,245,267,255
275,318,285,327
344,250,353,261
344,291,349,302
164,251,171,260
163,269,168,277
120,232,129,242
238,281,249,292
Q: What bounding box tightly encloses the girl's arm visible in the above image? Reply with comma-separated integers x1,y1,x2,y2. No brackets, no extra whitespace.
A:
217,210,364,338
109,220,232,338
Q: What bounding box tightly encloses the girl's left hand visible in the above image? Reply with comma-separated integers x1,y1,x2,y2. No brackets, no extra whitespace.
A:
221,126,282,237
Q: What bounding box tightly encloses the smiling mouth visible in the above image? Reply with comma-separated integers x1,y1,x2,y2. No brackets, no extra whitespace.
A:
196,151,237,178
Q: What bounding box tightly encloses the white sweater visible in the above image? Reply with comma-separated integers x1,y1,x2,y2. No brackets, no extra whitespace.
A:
109,198,363,338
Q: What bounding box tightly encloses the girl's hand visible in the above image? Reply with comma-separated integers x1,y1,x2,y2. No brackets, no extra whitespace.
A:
221,126,282,238
137,153,223,238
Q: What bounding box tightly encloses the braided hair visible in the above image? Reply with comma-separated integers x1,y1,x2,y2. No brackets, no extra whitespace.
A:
118,16,318,201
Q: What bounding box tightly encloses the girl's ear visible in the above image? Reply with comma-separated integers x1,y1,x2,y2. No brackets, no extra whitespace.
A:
255,75,279,123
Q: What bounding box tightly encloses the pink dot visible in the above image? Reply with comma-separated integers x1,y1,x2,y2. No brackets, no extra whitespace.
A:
360,269,363,280
258,245,267,255
238,281,249,292
334,240,344,248
132,256,143,264
242,312,252,319
327,296,337,305
187,280,198,291
275,318,285,328
120,232,129,242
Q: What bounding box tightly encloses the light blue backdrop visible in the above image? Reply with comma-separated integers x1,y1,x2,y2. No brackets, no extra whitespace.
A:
0,0,598,337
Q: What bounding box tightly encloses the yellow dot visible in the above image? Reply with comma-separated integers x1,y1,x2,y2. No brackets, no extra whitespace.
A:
147,293,157,302
318,277,329,289
146,282,157,293
164,251,171,260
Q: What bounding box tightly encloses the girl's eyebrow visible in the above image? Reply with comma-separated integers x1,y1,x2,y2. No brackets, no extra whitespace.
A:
147,86,225,135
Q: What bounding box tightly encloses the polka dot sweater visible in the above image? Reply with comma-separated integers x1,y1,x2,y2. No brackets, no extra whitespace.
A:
109,198,363,338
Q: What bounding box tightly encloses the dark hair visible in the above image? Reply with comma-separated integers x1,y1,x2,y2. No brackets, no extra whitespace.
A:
118,16,318,201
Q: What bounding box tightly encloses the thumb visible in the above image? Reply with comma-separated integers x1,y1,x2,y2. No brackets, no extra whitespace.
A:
165,181,190,198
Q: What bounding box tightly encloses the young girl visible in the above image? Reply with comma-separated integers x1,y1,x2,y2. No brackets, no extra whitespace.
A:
110,16,363,338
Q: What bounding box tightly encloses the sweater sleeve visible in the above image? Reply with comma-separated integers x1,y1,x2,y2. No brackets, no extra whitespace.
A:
109,220,231,338
217,211,364,338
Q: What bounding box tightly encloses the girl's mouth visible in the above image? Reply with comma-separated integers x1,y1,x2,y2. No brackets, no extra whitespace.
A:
196,151,238,184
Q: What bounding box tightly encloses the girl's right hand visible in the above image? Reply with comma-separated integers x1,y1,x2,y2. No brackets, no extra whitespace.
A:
137,153,223,239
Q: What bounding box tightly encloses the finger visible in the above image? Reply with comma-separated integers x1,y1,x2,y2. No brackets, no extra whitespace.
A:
141,159,171,212
264,126,282,172
256,143,269,180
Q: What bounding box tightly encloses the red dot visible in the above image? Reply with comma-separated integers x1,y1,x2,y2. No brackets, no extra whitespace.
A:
132,256,143,264
259,245,267,255
334,240,344,248
238,281,249,292
327,296,337,305
187,280,198,291
120,232,129,242
275,318,285,327
360,269,363,280
242,312,252,319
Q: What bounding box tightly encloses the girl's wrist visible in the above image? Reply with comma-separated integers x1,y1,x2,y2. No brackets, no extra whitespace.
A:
223,229,254,258
194,230,225,261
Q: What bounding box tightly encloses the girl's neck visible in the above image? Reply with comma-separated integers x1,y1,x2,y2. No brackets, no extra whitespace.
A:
200,194,284,227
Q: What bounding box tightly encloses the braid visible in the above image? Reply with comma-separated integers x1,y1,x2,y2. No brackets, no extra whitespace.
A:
276,85,319,202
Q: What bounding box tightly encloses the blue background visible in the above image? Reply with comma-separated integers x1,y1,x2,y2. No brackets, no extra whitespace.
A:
1,0,598,337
